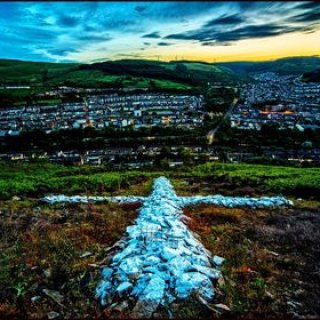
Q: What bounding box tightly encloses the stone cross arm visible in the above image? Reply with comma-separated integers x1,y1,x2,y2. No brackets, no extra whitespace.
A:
42,177,293,209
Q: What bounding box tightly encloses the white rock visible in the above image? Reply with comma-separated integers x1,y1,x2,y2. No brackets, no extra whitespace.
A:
213,256,225,266
119,256,143,275
116,281,133,294
140,275,166,304
47,311,60,320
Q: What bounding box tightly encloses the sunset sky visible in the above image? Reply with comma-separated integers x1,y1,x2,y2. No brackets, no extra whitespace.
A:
1,1,320,63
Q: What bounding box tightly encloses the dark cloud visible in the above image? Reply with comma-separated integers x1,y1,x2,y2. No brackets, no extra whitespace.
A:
12,26,58,42
164,1,320,46
117,53,145,58
201,41,232,47
135,5,147,13
83,24,98,32
144,42,150,46
157,42,172,46
205,14,244,27
76,34,112,42
294,1,320,11
57,15,79,27
165,23,301,43
47,48,78,56
160,2,224,19
288,9,320,23
142,31,161,38
101,18,140,32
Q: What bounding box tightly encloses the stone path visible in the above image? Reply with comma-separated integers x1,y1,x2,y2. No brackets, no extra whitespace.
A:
43,177,293,317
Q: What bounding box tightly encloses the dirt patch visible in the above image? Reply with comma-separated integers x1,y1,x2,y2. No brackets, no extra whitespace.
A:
0,200,138,319
184,202,320,318
176,176,266,197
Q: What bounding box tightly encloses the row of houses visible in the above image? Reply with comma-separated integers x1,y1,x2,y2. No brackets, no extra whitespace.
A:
0,94,205,134
232,72,320,131
1,145,320,167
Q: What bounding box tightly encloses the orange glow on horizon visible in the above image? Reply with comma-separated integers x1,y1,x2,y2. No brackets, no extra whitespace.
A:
130,30,320,63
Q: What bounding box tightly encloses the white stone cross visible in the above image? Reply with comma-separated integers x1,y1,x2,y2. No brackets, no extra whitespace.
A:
43,177,292,317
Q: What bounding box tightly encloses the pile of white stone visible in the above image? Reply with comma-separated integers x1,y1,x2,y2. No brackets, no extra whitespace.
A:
42,177,293,317
95,177,223,318
42,194,145,204
178,194,293,209
42,183,293,210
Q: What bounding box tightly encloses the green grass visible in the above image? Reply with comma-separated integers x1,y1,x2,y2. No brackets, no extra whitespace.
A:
0,59,78,85
0,161,319,200
0,162,148,199
0,59,193,92
193,162,320,198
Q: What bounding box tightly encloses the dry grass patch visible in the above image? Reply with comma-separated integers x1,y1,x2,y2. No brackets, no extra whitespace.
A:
0,200,138,319
183,204,320,318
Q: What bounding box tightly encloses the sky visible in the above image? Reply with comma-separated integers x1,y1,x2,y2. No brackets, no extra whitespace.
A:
0,1,320,63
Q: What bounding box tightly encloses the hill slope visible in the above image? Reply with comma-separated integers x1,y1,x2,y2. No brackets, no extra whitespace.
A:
78,59,244,86
1,56,319,89
0,59,243,89
217,56,320,75
302,69,320,82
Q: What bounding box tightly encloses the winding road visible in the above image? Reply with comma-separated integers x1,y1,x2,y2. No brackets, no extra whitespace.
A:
207,89,239,144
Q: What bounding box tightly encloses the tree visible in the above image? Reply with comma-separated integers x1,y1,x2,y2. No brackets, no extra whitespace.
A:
175,63,188,74
41,69,49,84
178,147,192,165
160,158,170,169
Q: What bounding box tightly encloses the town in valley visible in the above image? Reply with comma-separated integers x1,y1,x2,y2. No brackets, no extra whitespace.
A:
1,69,319,167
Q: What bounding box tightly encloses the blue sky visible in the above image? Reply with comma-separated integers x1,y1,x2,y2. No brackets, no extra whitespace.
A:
0,1,320,63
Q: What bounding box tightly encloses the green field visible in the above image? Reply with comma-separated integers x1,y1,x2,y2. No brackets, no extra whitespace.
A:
194,162,320,197
0,59,78,84
0,161,319,200
0,58,242,92
1,56,319,92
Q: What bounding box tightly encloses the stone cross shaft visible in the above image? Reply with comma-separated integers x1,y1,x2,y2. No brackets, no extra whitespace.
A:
43,177,292,317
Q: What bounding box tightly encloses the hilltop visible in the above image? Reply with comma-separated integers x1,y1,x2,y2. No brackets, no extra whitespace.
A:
1,56,320,90
217,56,320,75
0,59,242,90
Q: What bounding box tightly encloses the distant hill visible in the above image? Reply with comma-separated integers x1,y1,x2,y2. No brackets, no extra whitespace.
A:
0,59,78,85
0,59,243,90
302,69,320,82
78,59,244,86
1,56,319,90
217,56,320,75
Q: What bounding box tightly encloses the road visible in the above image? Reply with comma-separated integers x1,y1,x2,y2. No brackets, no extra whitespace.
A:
207,94,239,144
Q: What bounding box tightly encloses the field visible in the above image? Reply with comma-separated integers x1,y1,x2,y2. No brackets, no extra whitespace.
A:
0,161,319,200
0,161,319,319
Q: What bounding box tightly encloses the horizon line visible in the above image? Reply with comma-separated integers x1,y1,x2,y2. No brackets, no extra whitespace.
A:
0,54,320,65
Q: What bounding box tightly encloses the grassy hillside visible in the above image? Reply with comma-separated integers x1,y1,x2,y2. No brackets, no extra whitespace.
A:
0,161,319,318
218,56,320,75
1,57,319,90
0,59,78,85
302,69,320,82
78,59,243,86
0,59,192,90
0,161,319,200
0,58,242,90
